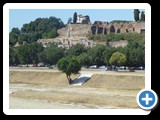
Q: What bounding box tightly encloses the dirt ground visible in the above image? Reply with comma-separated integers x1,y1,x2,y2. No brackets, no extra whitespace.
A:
9,68,145,109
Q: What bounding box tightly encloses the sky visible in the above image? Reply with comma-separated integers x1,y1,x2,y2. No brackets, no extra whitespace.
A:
9,9,144,31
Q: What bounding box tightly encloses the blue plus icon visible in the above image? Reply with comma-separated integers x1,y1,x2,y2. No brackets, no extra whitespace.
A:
137,89,158,110
142,93,153,105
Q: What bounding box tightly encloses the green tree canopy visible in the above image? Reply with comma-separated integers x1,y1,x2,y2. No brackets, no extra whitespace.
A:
78,53,91,67
102,47,117,66
9,47,19,66
9,28,21,46
73,12,77,24
9,16,64,46
66,44,86,57
39,46,64,65
87,45,106,66
134,9,140,22
140,11,145,21
109,52,127,66
67,17,72,24
17,42,43,65
57,58,81,84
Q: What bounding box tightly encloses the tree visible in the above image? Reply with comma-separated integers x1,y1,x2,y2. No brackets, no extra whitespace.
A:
134,9,140,22
66,44,86,57
17,43,31,65
57,58,81,84
29,42,44,65
73,12,77,24
140,11,145,21
47,27,58,38
124,47,144,69
67,17,72,24
39,47,64,65
17,42,43,65
109,52,127,67
15,16,65,44
78,53,91,67
9,47,19,66
18,33,28,44
9,28,21,46
102,47,117,66
87,45,106,66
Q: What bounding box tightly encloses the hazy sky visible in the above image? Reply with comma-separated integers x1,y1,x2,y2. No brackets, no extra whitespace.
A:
9,9,144,31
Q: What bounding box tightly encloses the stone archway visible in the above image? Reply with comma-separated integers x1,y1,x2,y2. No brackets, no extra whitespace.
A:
98,27,103,34
117,28,121,33
91,25,97,34
133,27,135,32
126,29,129,33
110,25,115,33
104,28,107,35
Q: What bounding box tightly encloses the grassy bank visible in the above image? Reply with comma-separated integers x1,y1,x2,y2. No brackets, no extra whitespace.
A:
10,70,144,89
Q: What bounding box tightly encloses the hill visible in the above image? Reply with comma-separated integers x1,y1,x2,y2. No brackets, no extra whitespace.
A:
37,22,144,48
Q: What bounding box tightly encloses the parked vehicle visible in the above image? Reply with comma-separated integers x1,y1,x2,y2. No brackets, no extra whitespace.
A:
32,64,38,67
134,66,144,70
89,65,97,69
99,65,108,70
48,65,56,69
98,65,106,69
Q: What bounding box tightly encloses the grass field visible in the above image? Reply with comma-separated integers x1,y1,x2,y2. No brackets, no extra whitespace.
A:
9,68,145,109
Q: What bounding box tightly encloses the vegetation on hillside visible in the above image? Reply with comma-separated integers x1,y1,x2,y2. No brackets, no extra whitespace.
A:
10,32,144,69
9,17,65,46
9,10,145,76
110,20,132,23
88,33,145,42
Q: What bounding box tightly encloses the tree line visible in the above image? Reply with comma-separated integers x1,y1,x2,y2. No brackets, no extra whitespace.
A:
10,32,144,68
10,32,144,84
134,9,145,22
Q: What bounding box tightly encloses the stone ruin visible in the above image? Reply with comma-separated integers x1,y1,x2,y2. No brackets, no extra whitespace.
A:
91,21,145,35
37,21,145,48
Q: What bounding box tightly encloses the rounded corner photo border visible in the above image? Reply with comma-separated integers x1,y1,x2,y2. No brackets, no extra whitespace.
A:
3,3,151,115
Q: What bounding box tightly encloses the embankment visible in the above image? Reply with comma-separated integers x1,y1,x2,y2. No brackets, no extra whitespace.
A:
10,70,145,89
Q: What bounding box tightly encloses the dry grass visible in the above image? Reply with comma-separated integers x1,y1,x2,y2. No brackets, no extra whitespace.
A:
10,90,138,108
83,74,145,89
9,70,144,108
10,71,144,89
10,71,79,87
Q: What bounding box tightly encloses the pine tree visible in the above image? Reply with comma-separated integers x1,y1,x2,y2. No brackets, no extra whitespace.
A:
140,11,145,21
134,9,140,22
73,12,77,24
